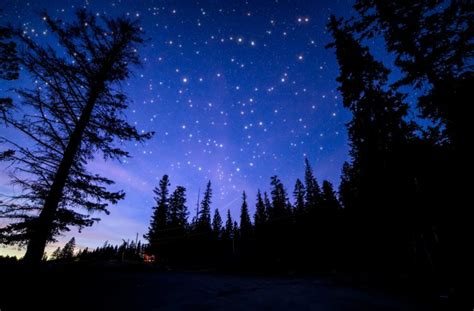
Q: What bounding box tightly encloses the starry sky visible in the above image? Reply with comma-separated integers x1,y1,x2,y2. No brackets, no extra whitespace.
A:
0,0,355,256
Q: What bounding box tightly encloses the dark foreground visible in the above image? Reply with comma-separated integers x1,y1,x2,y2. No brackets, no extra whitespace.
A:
1,264,440,311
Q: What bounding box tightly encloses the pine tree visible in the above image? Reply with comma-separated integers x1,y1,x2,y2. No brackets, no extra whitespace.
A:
254,190,267,228
212,209,223,238
338,161,356,210
59,237,76,260
145,175,170,253
263,192,272,221
269,176,289,221
50,247,61,260
293,178,306,218
353,0,473,146
168,186,188,230
223,209,233,240
327,14,415,271
0,10,153,263
304,158,322,210
351,1,473,298
321,180,340,211
239,192,252,240
196,180,212,232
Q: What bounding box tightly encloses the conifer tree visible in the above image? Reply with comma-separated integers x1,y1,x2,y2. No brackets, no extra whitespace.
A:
293,179,306,217
239,192,252,240
304,158,322,210
353,0,473,146
196,180,212,232
0,10,153,263
212,209,223,238
254,190,267,228
168,186,188,230
269,176,289,221
327,14,415,271
50,247,61,261
59,237,76,260
321,180,340,211
263,192,272,221
145,175,170,253
223,209,233,240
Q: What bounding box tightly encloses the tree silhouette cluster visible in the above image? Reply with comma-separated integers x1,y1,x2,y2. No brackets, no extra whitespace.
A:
327,0,473,305
144,160,342,272
76,239,144,262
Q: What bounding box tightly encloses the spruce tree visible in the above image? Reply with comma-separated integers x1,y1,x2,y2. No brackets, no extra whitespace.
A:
321,180,340,211
223,209,233,240
145,175,170,253
50,247,61,261
254,190,267,228
168,186,188,230
263,192,272,221
328,14,415,271
239,192,252,240
269,176,289,221
196,180,212,232
293,179,306,218
212,209,223,238
59,237,76,260
304,158,322,210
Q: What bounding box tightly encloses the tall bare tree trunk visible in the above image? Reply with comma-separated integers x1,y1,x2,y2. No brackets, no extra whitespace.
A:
23,84,103,264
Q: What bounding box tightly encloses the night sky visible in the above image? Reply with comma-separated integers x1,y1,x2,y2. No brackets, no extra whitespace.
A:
0,0,355,256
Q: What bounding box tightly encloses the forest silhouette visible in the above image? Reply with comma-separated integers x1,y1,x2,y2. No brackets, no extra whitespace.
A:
1,1,472,310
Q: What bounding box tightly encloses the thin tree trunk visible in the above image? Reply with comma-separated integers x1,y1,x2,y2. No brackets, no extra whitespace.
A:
23,82,103,264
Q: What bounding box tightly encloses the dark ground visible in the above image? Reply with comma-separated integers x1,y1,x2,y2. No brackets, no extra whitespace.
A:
0,263,442,310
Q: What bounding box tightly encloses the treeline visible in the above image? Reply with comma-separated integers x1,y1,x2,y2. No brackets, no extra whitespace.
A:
48,237,144,262
144,161,342,272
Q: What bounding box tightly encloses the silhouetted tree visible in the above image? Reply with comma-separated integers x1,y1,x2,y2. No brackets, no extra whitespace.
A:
353,0,473,147
212,209,223,238
0,10,152,264
144,175,170,255
293,178,306,218
168,186,188,230
239,192,252,240
59,237,76,260
254,190,267,229
304,158,322,210
328,14,416,273
223,210,233,240
196,181,212,233
321,181,340,211
348,1,473,304
50,247,61,260
269,176,289,221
